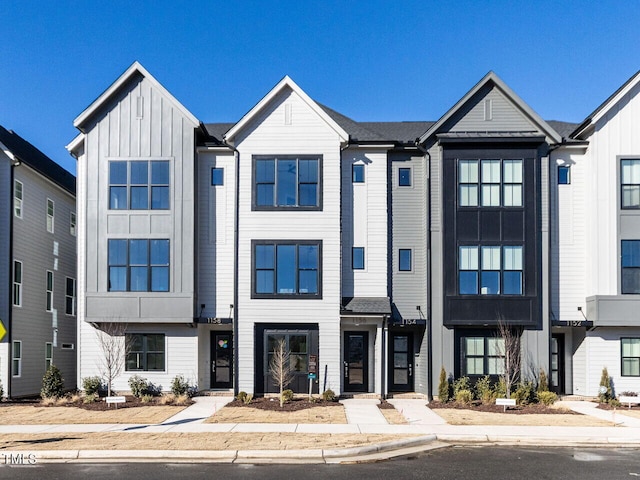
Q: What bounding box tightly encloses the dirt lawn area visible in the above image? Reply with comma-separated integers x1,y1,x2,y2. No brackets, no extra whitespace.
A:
0,432,413,451
206,405,347,424
0,405,184,424
614,408,640,419
431,408,613,426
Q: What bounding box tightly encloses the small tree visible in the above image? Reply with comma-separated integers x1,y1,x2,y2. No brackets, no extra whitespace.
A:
598,367,612,403
95,322,130,397
269,338,294,407
537,368,549,393
438,366,450,402
41,365,64,399
495,317,522,399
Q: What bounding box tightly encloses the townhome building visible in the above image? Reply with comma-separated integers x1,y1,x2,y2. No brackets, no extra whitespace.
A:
68,61,639,399
0,126,77,398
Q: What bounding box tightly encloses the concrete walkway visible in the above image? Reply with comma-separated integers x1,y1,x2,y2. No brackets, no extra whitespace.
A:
161,396,234,425
339,398,388,425
558,400,640,427
388,398,447,425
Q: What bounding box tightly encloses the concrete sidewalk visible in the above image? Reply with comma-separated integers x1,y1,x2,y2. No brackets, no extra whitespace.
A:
3,397,640,463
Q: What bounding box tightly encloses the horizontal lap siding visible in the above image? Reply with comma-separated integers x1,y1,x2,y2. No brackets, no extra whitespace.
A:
451,87,533,132
0,156,10,395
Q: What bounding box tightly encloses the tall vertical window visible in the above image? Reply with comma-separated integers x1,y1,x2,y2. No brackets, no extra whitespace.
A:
352,164,365,183
12,341,21,377
558,165,571,185
399,249,412,272
46,271,53,311
459,159,522,207
622,240,640,294
14,180,23,218
621,338,640,376
46,199,54,233
352,247,365,270
211,167,224,185
65,277,76,315
109,160,170,210
45,342,53,370
398,167,411,186
70,212,77,236
461,336,505,376
621,159,640,208
13,260,22,306
108,239,170,292
253,241,321,298
126,333,165,371
253,157,320,209
459,246,523,295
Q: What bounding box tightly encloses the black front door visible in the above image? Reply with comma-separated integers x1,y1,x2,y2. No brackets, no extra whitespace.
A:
344,331,368,392
390,332,414,392
551,334,564,394
210,332,233,389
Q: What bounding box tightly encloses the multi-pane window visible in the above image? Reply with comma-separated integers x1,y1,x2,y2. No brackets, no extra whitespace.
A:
253,241,321,298
459,246,523,295
266,333,308,374
461,336,505,376
13,260,22,307
621,159,640,208
14,180,23,218
558,166,571,185
352,164,364,183
254,157,320,209
46,199,54,233
126,333,165,371
46,271,53,311
70,212,77,236
458,159,523,207
45,342,53,370
65,277,76,315
108,239,170,292
352,247,365,270
399,249,412,272
12,341,21,377
398,167,411,187
621,338,640,376
622,240,640,294
211,168,224,186
109,160,170,210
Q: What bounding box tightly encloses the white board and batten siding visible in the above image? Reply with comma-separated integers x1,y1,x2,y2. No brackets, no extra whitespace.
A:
341,148,388,298
232,86,344,394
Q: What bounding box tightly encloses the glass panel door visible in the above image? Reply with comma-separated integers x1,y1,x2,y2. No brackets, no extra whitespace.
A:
390,333,414,392
211,332,233,389
344,332,368,392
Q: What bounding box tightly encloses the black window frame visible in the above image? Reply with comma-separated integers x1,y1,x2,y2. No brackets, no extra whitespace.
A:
65,277,76,315
352,164,365,183
252,156,323,211
109,160,170,210
558,165,571,185
398,167,411,187
621,158,640,209
622,240,640,294
458,245,524,296
458,158,524,208
399,249,412,272
621,337,640,377
211,167,224,186
125,333,166,372
352,247,365,270
460,334,506,377
251,240,322,299
108,239,170,292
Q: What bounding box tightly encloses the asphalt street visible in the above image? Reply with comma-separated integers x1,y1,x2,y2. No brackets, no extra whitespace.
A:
2,446,640,479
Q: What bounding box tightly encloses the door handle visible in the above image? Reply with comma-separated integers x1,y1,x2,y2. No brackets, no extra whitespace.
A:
409,364,412,377
343,361,348,377
211,361,216,373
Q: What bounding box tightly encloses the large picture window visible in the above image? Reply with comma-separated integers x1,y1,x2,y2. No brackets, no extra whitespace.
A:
621,159,640,208
126,333,165,371
461,336,505,376
458,158,523,207
253,157,321,209
622,338,640,376
622,240,640,294
253,240,321,298
459,245,523,295
108,239,170,292
109,160,170,210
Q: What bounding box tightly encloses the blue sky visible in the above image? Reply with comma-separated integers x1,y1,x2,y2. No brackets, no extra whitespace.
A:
1,1,639,175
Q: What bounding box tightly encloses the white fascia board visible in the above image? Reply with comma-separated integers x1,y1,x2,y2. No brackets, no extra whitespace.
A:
418,71,562,145
354,144,395,149
73,61,199,131
0,140,17,163
591,71,640,126
65,133,84,156
224,75,349,144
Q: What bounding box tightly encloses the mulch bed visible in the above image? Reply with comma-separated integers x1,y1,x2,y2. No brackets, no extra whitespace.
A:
597,403,640,411
226,396,341,412
0,395,192,411
378,400,396,410
428,400,579,415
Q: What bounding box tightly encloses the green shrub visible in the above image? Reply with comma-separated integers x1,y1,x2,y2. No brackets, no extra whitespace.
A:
83,393,98,404
475,375,495,405
455,389,473,404
236,391,249,403
609,398,622,408
453,376,472,398
170,375,190,396
537,369,549,392
141,394,154,403
128,375,150,398
82,376,104,396
0,378,4,400
493,378,507,398
322,389,336,402
41,365,64,399
598,367,612,403
242,393,253,404
513,381,536,405
538,391,558,406
438,367,450,403
281,389,294,404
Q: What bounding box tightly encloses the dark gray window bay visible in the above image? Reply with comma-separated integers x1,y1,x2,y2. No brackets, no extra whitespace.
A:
622,240,640,294
253,156,321,210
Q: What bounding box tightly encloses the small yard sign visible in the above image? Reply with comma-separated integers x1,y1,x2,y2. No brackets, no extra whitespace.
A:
496,398,516,412
105,396,126,408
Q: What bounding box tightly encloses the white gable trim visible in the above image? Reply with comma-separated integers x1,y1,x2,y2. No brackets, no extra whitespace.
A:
73,61,199,131
224,75,348,144
0,140,17,164
418,71,562,144
65,133,84,157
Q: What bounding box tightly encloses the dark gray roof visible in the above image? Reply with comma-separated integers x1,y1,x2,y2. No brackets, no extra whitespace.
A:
0,126,75,195
342,297,391,315
546,120,580,139
318,105,387,142
359,122,434,144
203,123,235,144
